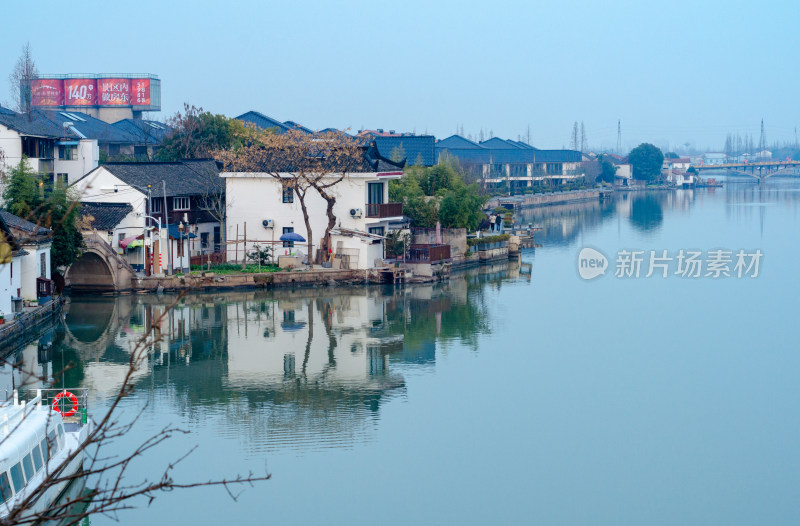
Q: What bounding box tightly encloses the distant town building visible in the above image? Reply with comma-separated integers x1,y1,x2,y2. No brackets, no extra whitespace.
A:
435,135,584,189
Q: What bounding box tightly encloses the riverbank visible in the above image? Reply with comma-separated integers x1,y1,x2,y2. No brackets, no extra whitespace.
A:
486,189,606,210
0,297,64,353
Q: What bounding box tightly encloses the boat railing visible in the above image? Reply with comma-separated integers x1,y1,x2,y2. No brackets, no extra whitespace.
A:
36,389,90,425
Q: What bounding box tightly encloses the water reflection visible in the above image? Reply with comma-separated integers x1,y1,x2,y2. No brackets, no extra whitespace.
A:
2,260,525,452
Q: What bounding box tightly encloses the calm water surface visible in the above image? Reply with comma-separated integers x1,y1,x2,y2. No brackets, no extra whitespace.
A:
3,177,799,524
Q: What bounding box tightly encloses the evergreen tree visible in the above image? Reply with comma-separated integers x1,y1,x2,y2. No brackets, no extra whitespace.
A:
2,159,83,267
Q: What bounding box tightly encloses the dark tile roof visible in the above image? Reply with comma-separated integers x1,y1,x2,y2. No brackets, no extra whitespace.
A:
282,121,313,134
78,159,222,198
36,110,141,144
80,202,134,230
235,111,291,133
436,134,581,164
0,210,52,242
373,135,436,166
0,212,21,253
0,109,65,138
112,119,171,144
436,135,484,149
0,105,15,115
479,137,523,149
0,107,148,145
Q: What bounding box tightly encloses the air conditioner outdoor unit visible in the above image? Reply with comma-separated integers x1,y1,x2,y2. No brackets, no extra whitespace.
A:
350,208,362,218
262,219,274,229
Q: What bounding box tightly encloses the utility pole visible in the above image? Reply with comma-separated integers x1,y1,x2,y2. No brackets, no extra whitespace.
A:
162,180,171,275
758,119,766,159
616,120,622,154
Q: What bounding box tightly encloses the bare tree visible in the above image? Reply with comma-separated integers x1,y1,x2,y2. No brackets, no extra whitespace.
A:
0,294,270,525
8,42,38,115
212,128,364,267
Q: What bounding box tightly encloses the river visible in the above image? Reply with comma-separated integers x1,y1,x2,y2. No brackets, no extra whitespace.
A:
2,177,799,524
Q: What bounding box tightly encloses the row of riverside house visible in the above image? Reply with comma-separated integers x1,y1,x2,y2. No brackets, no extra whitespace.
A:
2,104,585,294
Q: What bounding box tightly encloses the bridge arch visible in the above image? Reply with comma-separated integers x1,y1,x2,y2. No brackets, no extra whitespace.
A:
65,233,137,293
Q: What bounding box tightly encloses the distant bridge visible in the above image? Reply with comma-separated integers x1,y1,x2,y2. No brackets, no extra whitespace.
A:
695,160,800,180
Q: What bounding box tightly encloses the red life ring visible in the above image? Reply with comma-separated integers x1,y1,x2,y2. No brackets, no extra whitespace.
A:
52,391,79,417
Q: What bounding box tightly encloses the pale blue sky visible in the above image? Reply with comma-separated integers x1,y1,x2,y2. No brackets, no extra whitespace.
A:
1,0,797,151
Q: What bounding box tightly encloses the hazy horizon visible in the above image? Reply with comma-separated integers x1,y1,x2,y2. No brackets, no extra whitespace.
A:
1,0,797,152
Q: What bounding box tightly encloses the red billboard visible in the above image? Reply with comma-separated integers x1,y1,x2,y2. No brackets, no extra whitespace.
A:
31,79,64,106
131,78,151,106
97,78,131,106
64,78,97,106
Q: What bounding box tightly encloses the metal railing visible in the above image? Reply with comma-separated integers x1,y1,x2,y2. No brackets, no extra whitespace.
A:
366,203,403,218
408,244,451,262
38,388,90,424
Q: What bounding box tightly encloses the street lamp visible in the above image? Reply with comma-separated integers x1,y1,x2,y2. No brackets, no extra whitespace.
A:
178,222,185,272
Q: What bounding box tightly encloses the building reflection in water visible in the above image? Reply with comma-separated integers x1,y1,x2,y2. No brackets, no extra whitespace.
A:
0,260,523,452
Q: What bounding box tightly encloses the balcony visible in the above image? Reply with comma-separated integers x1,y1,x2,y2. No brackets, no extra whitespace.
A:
365,202,403,218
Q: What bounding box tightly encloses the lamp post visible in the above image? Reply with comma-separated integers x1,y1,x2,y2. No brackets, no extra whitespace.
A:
178,221,185,273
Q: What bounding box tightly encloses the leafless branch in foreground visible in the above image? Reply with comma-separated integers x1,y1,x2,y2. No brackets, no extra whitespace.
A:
0,290,270,525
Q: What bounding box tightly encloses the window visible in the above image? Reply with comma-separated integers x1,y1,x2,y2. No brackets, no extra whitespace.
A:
367,182,384,205
213,226,220,252
48,431,57,455
108,144,121,156
173,196,190,210
282,227,294,248
177,239,184,258
32,445,43,472
58,145,76,160
0,472,12,503
41,438,49,462
201,232,209,250
368,226,385,245
56,173,68,185
151,199,162,213
546,163,563,175
22,454,34,481
40,252,47,278
282,184,294,203
10,463,24,493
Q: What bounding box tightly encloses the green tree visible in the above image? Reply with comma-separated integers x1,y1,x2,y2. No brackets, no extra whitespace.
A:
628,143,664,181
3,159,43,216
597,156,617,183
389,143,406,164
157,104,249,161
3,159,83,267
439,184,486,230
389,157,487,230
664,151,679,159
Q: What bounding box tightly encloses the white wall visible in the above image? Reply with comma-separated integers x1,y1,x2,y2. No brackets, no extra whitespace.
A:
20,243,50,300
54,139,99,186
0,263,11,316
223,172,400,268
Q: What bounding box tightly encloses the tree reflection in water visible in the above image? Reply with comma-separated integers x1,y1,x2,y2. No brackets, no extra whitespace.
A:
2,261,522,452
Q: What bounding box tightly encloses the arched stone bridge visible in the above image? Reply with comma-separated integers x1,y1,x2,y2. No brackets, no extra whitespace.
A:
65,233,138,293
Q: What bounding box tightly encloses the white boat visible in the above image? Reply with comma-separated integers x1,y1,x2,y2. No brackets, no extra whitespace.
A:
0,389,92,521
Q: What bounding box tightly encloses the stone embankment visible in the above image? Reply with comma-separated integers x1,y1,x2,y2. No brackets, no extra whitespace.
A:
487,189,605,210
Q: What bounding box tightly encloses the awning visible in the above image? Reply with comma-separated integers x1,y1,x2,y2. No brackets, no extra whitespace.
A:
127,239,143,248
330,227,386,241
119,235,141,250
167,224,197,240
56,140,79,146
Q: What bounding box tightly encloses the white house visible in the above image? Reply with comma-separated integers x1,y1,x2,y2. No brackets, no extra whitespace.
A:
0,215,25,319
222,148,404,269
0,211,52,303
72,160,220,274
0,106,99,186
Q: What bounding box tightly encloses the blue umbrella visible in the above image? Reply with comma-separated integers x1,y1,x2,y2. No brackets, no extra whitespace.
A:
279,232,306,242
